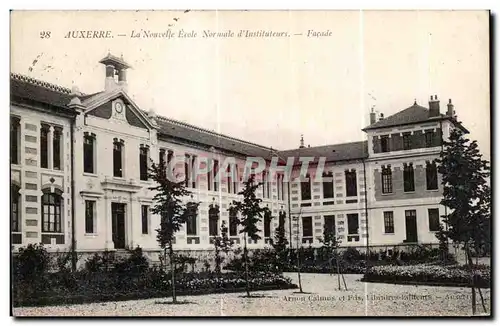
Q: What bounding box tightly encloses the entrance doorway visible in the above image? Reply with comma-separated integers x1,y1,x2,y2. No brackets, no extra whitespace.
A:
112,203,126,249
405,210,418,243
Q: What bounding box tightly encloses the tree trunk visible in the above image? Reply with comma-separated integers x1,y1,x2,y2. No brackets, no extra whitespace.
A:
297,247,303,293
336,250,341,290
465,243,476,315
466,245,487,313
168,243,176,303
244,233,250,297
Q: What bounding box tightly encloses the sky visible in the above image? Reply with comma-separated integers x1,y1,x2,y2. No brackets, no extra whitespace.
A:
10,10,490,159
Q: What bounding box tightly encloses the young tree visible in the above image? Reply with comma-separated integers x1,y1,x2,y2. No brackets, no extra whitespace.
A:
271,211,289,273
149,158,199,303
214,220,234,275
231,174,270,297
318,227,347,290
435,128,490,314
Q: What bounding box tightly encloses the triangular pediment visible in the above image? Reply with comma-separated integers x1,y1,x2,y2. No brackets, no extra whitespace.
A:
83,89,156,130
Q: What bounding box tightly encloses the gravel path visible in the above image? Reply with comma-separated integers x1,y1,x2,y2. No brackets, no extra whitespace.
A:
13,273,491,317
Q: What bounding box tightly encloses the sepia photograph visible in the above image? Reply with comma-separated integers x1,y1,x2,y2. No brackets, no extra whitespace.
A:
8,9,491,317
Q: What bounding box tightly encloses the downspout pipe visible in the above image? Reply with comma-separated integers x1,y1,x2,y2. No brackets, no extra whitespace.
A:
363,158,370,268
70,114,77,271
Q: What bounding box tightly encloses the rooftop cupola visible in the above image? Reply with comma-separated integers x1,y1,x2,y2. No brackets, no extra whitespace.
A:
99,53,131,92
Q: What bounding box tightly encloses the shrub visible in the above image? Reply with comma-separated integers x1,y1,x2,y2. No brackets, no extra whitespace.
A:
362,263,490,288
342,247,363,262
13,243,51,282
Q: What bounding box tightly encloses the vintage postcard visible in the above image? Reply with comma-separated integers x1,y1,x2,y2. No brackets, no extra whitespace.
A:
9,10,491,317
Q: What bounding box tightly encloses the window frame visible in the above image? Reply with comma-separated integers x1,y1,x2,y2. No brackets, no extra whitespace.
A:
301,173,312,200
11,185,20,232
403,163,415,192
139,146,149,181
40,125,49,169
345,170,358,197
113,139,124,177
381,166,393,194
208,205,219,236
383,211,394,234
403,133,411,150
426,162,439,190
380,136,390,153
10,117,20,165
302,216,313,237
428,208,440,232
322,171,334,199
185,203,198,236
141,205,149,235
41,192,62,233
83,134,95,174
85,200,96,234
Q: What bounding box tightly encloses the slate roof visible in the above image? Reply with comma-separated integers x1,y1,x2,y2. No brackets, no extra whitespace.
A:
363,102,468,132
10,73,74,109
278,141,368,164
156,116,275,159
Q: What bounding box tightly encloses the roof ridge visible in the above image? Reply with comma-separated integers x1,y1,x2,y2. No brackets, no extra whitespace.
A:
156,115,275,151
280,140,368,152
10,72,76,95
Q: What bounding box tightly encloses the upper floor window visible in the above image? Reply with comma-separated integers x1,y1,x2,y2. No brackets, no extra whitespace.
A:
322,172,334,199
425,131,434,148
213,159,219,191
426,161,438,190
52,127,62,170
10,117,20,165
83,133,95,174
403,163,415,192
139,145,149,181
184,154,190,187
40,125,49,168
380,136,390,153
301,173,311,200
113,139,124,177
41,191,62,233
233,164,238,194
227,164,233,194
277,174,283,200
191,155,197,189
159,149,165,167
345,170,357,197
381,166,393,194
403,133,411,150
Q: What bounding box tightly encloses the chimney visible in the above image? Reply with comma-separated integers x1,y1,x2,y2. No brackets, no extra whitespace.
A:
379,113,384,121
299,135,305,148
429,94,440,117
447,98,454,117
369,107,376,124
99,53,131,92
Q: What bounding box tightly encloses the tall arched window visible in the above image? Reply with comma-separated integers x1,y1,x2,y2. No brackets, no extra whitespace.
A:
11,185,20,232
42,191,62,233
